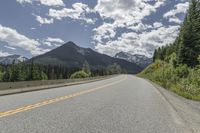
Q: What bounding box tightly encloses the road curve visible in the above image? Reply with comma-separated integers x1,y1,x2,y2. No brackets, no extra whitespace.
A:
0,75,199,133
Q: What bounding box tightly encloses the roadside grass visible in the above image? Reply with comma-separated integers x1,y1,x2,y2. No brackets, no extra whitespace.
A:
140,74,200,101
138,60,200,101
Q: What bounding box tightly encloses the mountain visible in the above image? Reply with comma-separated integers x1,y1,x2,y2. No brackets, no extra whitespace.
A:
31,41,142,74
115,52,152,69
0,55,28,65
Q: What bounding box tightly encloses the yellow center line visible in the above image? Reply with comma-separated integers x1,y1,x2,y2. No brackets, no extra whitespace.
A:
0,75,127,118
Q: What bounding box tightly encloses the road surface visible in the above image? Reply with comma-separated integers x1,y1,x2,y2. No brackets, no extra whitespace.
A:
0,75,199,133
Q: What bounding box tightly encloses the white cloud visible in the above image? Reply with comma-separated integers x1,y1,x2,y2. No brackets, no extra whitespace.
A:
164,2,189,24
43,37,65,47
0,51,11,57
17,1,95,25
31,27,36,30
93,0,168,57
128,23,153,31
95,25,180,57
95,0,166,28
4,45,16,50
48,3,95,24
16,0,65,7
39,0,65,7
169,18,182,24
93,23,116,43
14,0,188,58
46,37,64,44
0,24,48,56
16,0,32,4
164,2,189,18
35,15,54,25
153,22,163,28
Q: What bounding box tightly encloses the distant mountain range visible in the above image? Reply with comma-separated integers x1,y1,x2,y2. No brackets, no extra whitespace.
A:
30,42,142,74
0,55,28,65
115,52,152,68
0,42,143,74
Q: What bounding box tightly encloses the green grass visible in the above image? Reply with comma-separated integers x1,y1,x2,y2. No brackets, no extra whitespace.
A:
138,60,200,101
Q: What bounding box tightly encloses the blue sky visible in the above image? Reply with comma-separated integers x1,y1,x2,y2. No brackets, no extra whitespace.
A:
0,0,189,58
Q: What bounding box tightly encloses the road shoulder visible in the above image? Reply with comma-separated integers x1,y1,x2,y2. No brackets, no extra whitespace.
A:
146,79,200,132
0,75,116,96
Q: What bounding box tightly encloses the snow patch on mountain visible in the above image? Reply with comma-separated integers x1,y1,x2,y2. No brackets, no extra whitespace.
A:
0,55,28,65
115,52,152,68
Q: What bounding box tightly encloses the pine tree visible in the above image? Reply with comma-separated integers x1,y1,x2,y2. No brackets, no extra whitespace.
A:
0,66,4,81
30,61,41,80
3,67,12,82
177,16,189,65
178,0,200,67
153,49,157,62
82,61,91,76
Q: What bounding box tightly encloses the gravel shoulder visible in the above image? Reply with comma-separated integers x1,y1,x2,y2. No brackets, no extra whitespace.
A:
148,79,200,132
0,75,116,96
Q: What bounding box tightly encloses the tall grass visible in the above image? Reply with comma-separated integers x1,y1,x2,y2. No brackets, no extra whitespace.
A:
139,60,200,101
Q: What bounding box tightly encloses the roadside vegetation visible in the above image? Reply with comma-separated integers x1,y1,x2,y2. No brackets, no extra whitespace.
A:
70,62,123,79
70,61,91,79
139,0,200,101
139,59,200,101
70,71,90,79
0,60,123,82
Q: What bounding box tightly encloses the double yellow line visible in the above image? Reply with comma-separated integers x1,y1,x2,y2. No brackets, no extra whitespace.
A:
0,75,126,118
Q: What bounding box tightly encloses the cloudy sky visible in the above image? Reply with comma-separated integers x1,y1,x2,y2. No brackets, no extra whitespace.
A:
0,0,189,58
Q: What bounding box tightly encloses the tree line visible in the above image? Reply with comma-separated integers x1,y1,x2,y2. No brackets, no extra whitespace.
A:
0,61,124,82
153,0,200,67
141,0,200,100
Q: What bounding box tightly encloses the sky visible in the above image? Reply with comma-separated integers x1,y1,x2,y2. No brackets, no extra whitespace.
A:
0,0,189,58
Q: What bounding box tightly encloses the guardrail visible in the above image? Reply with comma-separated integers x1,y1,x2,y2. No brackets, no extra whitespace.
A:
0,75,117,96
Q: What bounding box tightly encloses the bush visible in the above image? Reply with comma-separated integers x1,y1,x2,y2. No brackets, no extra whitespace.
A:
70,71,90,79
0,71,3,82
139,59,200,101
41,72,48,80
106,63,122,75
174,64,189,78
82,61,91,76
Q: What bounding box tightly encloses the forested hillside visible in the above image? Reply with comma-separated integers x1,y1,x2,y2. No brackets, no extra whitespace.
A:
140,0,200,100
0,41,142,82
31,41,141,74
0,61,124,82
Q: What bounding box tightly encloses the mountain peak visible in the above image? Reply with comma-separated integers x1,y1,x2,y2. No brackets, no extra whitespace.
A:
31,43,142,74
0,55,28,65
115,51,152,69
63,41,79,47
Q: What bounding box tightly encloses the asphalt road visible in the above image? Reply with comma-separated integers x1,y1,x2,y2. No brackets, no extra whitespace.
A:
0,75,199,133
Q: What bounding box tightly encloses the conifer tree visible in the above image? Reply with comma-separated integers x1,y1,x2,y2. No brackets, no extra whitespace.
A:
30,61,41,80
153,49,157,62
178,0,200,67
82,61,91,76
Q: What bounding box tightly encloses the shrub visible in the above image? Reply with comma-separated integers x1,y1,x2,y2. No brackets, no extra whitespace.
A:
70,71,90,79
41,72,48,80
0,71,3,82
106,63,122,75
139,60,200,101
82,61,91,76
174,64,189,78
